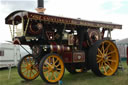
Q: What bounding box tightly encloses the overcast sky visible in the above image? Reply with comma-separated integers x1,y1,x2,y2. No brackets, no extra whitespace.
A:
0,0,128,42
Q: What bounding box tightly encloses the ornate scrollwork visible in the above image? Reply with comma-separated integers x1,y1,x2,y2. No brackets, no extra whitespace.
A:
29,22,43,35
88,29,101,44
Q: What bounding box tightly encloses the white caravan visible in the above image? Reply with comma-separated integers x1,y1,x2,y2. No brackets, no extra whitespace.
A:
0,43,21,68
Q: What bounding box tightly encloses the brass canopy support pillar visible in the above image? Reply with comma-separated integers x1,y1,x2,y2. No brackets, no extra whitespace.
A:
9,25,13,40
107,29,112,39
12,20,15,40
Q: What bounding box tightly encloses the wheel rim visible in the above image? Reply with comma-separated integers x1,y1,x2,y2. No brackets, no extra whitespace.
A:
42,55,64,83
20,55,39,80
96,40,119,76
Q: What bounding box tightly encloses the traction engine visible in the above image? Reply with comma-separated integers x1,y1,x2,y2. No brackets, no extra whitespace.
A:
5,0,122,83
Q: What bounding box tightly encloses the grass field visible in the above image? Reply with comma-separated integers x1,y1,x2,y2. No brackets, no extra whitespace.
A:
0,62,128,85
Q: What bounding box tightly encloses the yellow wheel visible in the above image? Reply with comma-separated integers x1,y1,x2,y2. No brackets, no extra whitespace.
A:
18,54,39,80
88,40,119,76
39,53,65,83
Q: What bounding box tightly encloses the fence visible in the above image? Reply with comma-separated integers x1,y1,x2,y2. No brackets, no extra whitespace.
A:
117,44,128,64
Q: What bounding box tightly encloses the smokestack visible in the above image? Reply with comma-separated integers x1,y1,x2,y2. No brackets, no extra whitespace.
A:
38,0,44,8
36,0,46,14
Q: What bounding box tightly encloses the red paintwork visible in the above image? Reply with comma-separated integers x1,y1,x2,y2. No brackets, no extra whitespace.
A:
13,38,21,44
62,51,86,63
62,52,72,63
73,52,85,63
52,45,58,52
82,41,87,48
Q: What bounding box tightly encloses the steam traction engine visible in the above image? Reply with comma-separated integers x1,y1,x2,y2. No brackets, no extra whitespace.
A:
5,10,122,83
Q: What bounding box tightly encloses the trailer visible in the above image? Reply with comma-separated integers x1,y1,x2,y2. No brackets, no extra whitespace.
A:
0,43,21,68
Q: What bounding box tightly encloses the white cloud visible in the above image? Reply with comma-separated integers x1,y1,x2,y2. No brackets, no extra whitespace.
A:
45,0,106,18
0,3,12,42
45,0,128,40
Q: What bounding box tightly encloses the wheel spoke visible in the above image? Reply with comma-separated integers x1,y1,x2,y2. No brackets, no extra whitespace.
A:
108,59,116,63
43,66,48,70
26,69,29,76
22,69,28,73
105,63,113,71
103,66,107,74
44,71,50,80
28,56,32,64
97,58,102,63
98,48,103,55
107,56,112,58
98,63,101,69
43,69,50,74
46,62,52,67
31,58,34,64
54,59,59,65
30,70,32,78
21,66,27,69
55,70,60,75
106,61,111,66
22,60,27,65
97,55,102,58
54,72,57,79
102,42,105,54
56,63,60,67
57,68,61,71
105,44,111,54
99,62,103,70
52,57,55,65
107,50,116,55
44,71,50,77
25,58,28,65
51,72,54,80
48,57,51,63
34,67,39,72
31,69,35,75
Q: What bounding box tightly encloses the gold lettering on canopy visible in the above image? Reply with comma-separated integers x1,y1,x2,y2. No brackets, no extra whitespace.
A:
28,13,121,29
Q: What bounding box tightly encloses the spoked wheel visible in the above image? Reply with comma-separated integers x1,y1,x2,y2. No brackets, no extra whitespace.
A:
39,53,65,84
89,40,119,76
18,54,39,80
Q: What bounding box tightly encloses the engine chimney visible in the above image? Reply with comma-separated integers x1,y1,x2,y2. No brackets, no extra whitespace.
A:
36,0,46,14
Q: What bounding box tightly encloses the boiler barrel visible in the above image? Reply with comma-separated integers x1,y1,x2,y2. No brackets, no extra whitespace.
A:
44,45,71,53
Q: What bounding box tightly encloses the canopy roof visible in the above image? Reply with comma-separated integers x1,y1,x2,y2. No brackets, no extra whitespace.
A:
5,10,122,29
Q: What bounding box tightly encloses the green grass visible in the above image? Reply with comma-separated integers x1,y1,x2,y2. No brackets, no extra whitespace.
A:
0,62,128,85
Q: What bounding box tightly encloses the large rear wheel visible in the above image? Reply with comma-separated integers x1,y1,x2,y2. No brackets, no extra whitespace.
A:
18,54,39,80
88,40,119,76
39,53,65,84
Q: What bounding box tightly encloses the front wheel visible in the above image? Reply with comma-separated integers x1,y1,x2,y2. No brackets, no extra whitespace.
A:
39,53,65,84
18,54,39,81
